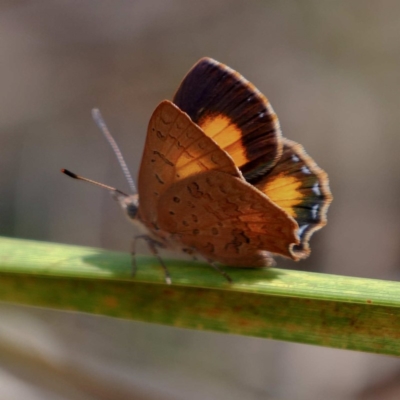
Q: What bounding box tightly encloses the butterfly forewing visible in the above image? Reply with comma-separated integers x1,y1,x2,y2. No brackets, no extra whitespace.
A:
173,58,283,180
137,100,242,227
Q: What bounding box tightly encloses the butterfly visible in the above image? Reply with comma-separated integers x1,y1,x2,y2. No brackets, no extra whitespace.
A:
63,57,332,284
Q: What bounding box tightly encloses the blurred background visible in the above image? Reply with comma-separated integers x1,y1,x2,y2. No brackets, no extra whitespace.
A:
1,1,400,399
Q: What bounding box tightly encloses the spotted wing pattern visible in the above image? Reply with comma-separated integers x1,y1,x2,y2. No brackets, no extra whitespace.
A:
157,171,300,267
138,100,242,228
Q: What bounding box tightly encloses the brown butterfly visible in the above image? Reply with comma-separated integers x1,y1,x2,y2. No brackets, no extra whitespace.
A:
63,57,332,284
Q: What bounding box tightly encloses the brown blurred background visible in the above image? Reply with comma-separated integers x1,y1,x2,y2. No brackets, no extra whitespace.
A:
1,1,400,399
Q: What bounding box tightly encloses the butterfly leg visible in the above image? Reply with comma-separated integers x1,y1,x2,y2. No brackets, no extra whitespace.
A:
131,235,171,284
131,236,139,277
139,235,172,285
206,259,233,283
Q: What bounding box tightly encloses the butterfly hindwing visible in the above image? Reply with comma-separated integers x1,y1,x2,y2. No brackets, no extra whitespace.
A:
157,170,300,266
252,138,332,258
173,58,283,180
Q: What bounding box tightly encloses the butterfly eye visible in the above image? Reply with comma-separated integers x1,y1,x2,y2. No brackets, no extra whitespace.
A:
113,194,140,220
126,202,139,219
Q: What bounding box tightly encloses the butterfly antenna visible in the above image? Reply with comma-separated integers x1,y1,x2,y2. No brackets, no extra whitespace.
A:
91,108,138,194
61,169,129,197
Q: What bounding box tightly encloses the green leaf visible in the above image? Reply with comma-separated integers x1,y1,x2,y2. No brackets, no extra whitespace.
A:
1,236,399,355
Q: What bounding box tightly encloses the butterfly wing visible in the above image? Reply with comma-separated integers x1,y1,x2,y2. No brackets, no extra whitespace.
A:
138,100,242,228
173,58,282,180
156,170,300,267
138,63,330,266
252,138,332,258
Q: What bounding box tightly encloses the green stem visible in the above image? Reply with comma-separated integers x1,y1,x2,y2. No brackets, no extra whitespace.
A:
1,236,399,355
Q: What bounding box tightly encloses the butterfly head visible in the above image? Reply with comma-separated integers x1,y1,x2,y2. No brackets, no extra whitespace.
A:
112,191,139,221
